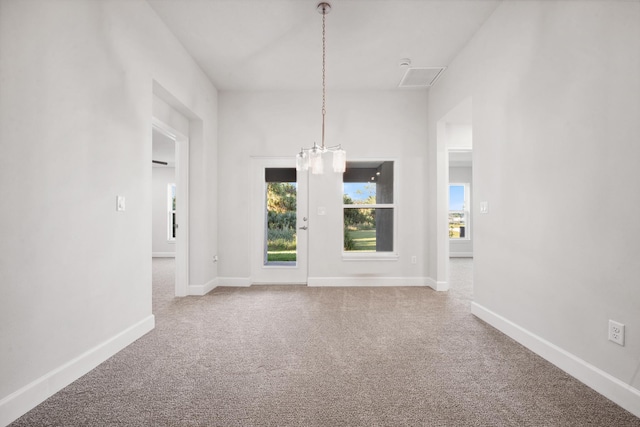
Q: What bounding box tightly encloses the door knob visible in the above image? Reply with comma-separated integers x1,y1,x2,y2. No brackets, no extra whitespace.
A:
298,225,308,230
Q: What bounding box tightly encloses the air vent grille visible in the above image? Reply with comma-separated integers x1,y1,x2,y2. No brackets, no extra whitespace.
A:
399,67,446,88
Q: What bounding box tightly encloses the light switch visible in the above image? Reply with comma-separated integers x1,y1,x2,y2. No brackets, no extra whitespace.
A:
317,206,326,216
480,201,488,214
116,196,126,211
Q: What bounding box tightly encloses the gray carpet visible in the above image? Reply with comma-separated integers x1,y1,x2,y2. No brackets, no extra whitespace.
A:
11,258,640,426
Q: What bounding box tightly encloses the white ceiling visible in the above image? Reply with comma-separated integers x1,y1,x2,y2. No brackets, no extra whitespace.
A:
147,0,501,91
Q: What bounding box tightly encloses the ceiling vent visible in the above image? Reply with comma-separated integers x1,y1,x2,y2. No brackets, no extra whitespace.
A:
399,67,446,88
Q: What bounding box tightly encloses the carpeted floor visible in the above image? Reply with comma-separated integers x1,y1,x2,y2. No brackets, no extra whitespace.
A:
11,258,640,426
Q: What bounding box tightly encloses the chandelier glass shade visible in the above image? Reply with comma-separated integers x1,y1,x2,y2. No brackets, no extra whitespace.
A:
296,2,345,175
296,143,346,174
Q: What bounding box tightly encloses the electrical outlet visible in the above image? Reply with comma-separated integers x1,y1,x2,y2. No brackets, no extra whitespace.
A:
608,320,625,346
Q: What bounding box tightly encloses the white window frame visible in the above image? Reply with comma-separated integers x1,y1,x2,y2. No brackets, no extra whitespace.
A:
342,159,398,261
448,182,470,241
168,183,176,242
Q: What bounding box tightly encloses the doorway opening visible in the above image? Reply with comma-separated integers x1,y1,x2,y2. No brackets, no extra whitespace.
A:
151,120,189,297
436,97,473,290
152,127,177,307
152,128,176,255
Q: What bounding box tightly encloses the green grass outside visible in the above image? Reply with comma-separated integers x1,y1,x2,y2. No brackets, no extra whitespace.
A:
346,229,376,251
267,229,376,258
267,250,297,262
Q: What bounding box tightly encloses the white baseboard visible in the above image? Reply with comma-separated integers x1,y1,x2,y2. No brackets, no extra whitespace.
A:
216,277,437,289
188,279,217,296
251,281,307,285
449,252,473,258
152,252,175,258
216,277,251,287
471,302,640,419
425,277,449,291
0,315,155,427
307,277,429,287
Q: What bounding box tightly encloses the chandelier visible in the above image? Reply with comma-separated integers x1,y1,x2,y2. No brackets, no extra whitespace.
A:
296,2,346,174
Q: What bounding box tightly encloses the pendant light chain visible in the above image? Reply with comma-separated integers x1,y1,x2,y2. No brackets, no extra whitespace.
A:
295,2,346,175
321,6,326,149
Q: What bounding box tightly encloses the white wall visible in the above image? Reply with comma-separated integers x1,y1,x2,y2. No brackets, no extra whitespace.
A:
152,167,175,256
429,0,640,415
218,90,428,286
449,166,473,256
0,0,218,424
153,94,189,138
446,123,472,150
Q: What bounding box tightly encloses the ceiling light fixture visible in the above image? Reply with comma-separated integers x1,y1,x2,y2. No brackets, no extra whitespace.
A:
296,2,346,174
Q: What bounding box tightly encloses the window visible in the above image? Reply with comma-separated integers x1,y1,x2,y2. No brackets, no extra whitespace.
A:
343,161,395,254
168,183,176,241
449,183,469,239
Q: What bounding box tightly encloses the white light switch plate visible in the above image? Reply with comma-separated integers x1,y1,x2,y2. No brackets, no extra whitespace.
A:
317,206,326,216
480,201,489,214
116,196,125,211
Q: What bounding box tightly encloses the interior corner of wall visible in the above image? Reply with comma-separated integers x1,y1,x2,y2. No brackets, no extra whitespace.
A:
426,277,449,291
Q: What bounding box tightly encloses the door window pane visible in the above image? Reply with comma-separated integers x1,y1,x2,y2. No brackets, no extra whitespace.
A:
265,168,297,264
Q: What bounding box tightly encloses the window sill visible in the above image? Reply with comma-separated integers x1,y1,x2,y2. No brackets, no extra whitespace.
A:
262,263,298,269
342,253,399,262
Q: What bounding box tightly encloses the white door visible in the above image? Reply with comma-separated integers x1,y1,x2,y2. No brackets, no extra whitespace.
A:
250,157,308,284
